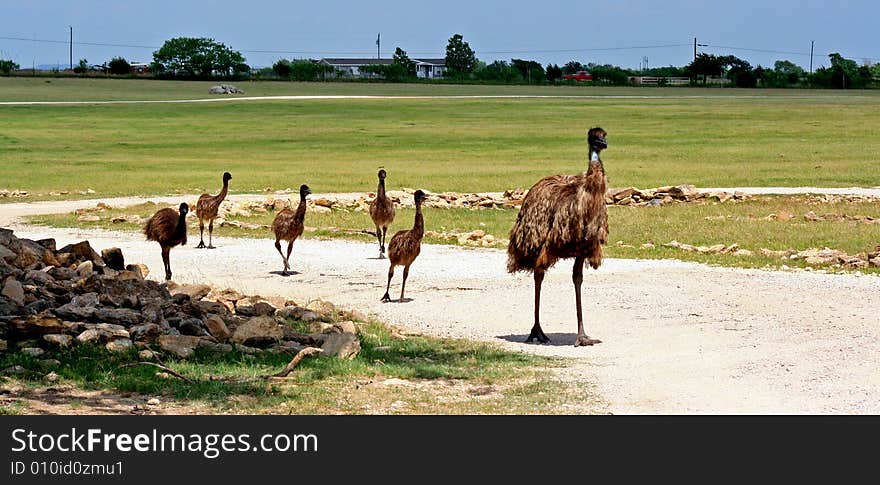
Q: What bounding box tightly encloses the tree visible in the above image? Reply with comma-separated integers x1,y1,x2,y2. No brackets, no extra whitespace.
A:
473,60,520,82
686,53,724,84
73,58,89,74
444,34,476,77
511,59,544,83
151,37,246,77
392,47,417,78
721,56,758,88
546,63,563,82
0,59,19,75
272,59,292,78
108,57,131,75
562,61,584,75
588,64,631,85
763,60,805,88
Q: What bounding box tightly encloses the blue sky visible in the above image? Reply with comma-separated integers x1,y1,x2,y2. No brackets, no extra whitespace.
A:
1,1,876,70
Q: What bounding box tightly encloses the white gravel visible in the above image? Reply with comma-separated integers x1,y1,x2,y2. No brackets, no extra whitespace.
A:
8,222,880,415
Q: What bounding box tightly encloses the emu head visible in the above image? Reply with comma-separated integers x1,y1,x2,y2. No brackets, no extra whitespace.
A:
414,189,426,205
378,168,387,180
223,172,232,182
588,127,608,152
178,202,189,216
299,184,312,199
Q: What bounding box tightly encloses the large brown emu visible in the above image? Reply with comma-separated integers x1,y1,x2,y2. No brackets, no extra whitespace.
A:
144,202,189,281
381,190,426,302
507,127,609,346
196,171,231,249
272,184,311,275
369,168,396,259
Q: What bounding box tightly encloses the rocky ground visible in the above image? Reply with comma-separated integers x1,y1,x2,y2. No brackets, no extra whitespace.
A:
3,187,880,414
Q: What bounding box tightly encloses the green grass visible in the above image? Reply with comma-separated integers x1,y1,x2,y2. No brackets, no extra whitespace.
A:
1,78,879,201
0,318,586,414
29,195,880,273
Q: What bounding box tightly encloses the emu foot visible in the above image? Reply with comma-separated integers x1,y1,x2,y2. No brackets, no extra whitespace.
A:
575,335,602,347
196,241,206,249
525,326,550,344
164,272,172,281
207,245,216,249
381,292,392,303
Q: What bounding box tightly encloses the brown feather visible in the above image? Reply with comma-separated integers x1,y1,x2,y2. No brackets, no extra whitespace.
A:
195,175,229,222
144,207,187,247
272,197,307,243
507,162,608,273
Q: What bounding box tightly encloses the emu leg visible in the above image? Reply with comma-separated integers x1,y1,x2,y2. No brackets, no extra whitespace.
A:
285,240,294,273
161,246,172,281
381,227,388,258
207,220,215,249
274,239,288,275
526,269,550,343
381,265,394,302
375,225,384,258
573,257,602,347
399,264,410,301
197,220,206,248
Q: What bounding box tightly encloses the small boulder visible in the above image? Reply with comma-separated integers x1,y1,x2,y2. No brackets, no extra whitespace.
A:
1,279,25,305
101,248,125,271
203,315,231,342
158,335,202,359
42,334,72,348
106,339,133,353
320,333,360,360
232,316,283,345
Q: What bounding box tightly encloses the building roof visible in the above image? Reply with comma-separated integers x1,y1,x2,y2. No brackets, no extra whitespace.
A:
321,57,445,67
321,58,394,66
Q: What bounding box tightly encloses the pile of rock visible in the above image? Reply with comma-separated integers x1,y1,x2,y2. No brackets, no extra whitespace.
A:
663,240,754,257
606,184,748,206
0,228,362,365
0,189,29,198
424,229,508,247
208,84,245,95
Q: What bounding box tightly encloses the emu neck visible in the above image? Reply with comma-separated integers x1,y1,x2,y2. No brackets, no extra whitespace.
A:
588,148,604,173
296,195,308,215
377,178,386,198
412,202,424,238
218,178,229,200
174,212,188,238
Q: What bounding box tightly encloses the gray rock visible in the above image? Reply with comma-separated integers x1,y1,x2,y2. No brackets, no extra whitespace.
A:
25,270,54,285
320,333,360,360
92,307,140,326
1,279,25,305
105,339,133,352
232,316,283,344
76,260,95,277
21,347,45,357
129,323,161,342
42,334,72,348
157,335,202,359
335,320,358,334
235,299,276,317
178,318,207,336
167,282,212,301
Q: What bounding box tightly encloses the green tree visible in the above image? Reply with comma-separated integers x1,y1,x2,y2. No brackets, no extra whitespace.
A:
473,60,520,82
685,53,724,84
511,59,544,83
151,37,246,77
588,63,631,85
108,57,131,75
546,63,563,82
272,59,292,78
763,60,805,87
392,47,417,78
444,34,476,77
0,59,20,75
562,61,584,75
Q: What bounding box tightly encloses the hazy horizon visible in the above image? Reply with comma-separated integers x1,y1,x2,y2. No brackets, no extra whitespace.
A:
2,1,877,72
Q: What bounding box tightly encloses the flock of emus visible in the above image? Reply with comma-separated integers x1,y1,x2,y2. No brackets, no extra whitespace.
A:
144,127,610,346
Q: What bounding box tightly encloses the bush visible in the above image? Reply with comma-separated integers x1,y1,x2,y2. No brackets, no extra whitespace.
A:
108,57,131,75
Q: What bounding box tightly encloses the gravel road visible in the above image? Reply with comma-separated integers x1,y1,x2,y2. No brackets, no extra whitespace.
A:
7,221,879,415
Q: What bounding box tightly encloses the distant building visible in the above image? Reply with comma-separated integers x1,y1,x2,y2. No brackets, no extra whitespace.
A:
320,57,446,79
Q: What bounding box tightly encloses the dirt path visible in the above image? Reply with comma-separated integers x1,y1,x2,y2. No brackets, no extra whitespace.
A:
7,219,879,414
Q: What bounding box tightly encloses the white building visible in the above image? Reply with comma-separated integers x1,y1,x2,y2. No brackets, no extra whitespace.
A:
320,58,446,79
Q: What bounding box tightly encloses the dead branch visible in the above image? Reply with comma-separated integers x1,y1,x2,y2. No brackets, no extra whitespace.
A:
269,347,323,378
120,362,194,383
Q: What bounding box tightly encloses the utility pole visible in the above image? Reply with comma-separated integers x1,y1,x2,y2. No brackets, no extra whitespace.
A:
694,37,707,61
809,40,814,73
376,33,380,60
69,26,73,70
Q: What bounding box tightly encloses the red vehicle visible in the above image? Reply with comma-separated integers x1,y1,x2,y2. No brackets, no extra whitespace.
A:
563,71,593,81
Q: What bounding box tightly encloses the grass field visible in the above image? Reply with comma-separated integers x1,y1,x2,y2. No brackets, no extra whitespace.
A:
2,78,879,201
30,195,880,273
0,318,588,415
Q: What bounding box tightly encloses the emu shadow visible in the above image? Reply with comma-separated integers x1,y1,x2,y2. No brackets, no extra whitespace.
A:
383,297,414,304
497,333,592,347
269,270,301,277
